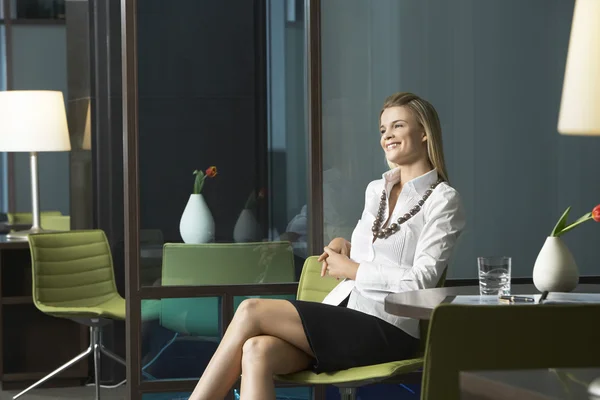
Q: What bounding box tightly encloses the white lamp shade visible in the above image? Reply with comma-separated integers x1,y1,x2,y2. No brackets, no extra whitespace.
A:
0,90,72,151
558,0,600,136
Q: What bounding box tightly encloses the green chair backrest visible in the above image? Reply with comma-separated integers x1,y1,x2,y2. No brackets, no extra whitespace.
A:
28,230,119,310
417,267,447,355
296,256,340,302
42,215,71,231
7,211,62,225
159,242,296,337
422,303,600,400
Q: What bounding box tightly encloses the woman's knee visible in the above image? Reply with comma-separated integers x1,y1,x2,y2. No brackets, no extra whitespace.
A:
241,336,277,369
235,298,262,320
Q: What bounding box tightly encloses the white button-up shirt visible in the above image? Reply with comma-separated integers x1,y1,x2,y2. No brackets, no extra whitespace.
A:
322,168,466,338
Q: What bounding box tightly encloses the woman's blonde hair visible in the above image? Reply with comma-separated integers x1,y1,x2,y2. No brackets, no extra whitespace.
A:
380,92,449,182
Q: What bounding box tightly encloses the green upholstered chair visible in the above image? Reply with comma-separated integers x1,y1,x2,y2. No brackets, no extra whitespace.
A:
275,256,447,400
16,230,127,400
7,211,62,225
7,211,69,231
421,303,600,400
154,242,296,337
139,242,297,380
41,215,71,231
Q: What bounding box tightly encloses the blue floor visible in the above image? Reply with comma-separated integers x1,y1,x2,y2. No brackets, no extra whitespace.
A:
141,383,421,400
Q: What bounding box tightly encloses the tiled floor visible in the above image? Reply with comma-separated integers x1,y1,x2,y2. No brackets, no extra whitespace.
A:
0,385,127,400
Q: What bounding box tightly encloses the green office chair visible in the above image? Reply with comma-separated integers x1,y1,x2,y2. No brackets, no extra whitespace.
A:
41,215,71,231
139,242,297,380
275,256,447,400
156,242,296,337
17,230,127,400
7,211,62,225
422,303,600,400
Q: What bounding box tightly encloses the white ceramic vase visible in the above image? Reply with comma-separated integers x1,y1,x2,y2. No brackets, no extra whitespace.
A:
179,194,214,244
233,209,262,243
532,236,579,292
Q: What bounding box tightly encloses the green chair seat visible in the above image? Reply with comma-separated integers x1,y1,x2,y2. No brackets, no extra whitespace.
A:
37,294,126,320
277,358,423,386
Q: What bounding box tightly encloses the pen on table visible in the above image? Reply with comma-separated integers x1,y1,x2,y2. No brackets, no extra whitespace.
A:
499,295,536,304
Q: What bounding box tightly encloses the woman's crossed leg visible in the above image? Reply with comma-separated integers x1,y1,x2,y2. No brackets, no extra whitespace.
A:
188,299,314,400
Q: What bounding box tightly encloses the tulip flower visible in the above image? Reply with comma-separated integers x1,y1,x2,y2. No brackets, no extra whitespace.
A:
551,204,600,237
593,205,600,223
205,166,218,178
192,166,218,194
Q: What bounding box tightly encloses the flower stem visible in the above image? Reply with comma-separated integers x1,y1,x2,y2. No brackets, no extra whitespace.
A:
555,213,592,237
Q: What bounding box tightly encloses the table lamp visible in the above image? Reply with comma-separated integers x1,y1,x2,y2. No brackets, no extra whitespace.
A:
0,90,71,239
557,0,600,396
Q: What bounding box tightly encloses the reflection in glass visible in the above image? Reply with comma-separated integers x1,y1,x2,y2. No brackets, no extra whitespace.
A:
15,0,65,19
141,294,299,384
141,387,313,400
157,242,296,287
141,297,222,381
0,24,6,214
142,393,191,400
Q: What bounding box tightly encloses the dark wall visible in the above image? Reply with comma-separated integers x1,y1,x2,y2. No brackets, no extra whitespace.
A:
137,0,268,242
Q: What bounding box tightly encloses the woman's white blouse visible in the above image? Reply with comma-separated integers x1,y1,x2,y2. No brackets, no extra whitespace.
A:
322,168,466,338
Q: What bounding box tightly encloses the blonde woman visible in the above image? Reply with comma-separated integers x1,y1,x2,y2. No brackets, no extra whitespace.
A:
189,92,466,400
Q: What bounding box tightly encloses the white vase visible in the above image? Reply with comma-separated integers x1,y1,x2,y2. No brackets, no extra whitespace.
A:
532,236,579,292
233,209,262,243
179,194,214,244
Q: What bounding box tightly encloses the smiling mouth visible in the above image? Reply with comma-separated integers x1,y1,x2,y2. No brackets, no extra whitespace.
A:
386,142,400,150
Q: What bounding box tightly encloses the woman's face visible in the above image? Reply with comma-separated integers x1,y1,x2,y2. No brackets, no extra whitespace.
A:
379,106,427,165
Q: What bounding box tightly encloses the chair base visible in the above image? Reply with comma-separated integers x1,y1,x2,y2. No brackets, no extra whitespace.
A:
339,387,357,400
13,319,126,400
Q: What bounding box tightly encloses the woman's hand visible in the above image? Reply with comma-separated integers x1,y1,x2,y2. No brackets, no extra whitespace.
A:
318,237,351,277
320,247,359,280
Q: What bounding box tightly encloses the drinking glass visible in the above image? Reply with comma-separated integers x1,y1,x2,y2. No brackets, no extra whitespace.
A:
478,256,511,296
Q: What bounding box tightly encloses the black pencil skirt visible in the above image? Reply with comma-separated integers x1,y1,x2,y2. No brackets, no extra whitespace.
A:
288,298,419,374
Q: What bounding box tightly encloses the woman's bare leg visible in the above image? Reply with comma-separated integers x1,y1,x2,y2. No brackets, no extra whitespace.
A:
240,335,313,400
188,299,314,400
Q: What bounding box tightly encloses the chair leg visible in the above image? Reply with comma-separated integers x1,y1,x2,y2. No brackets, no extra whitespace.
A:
93,326,102,400
12,327,94,399
339,387,357,400
99,344,125,366
99,327,156,380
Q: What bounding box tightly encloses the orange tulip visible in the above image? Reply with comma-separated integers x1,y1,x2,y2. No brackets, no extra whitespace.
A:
593,204,600,223
205,166,218,178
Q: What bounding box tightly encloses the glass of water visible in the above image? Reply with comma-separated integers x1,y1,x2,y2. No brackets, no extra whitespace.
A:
478,256,511,296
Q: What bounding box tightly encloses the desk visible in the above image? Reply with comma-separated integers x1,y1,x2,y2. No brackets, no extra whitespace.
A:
460,369,600,400
0,224,31,235
384,284,600,320
0,235,88,389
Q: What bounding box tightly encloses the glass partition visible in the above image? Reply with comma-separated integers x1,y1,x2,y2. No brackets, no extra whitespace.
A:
0,24,6,214
320,0,600,279
13,0,65,19
133,0,311,398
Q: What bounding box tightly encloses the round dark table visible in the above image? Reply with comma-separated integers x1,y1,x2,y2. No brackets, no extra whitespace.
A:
384,283,600,320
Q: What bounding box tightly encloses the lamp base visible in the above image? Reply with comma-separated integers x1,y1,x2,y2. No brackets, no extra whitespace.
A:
6,227,55,239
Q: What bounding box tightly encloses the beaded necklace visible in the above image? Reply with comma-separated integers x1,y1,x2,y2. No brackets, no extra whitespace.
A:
372,178,444,239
